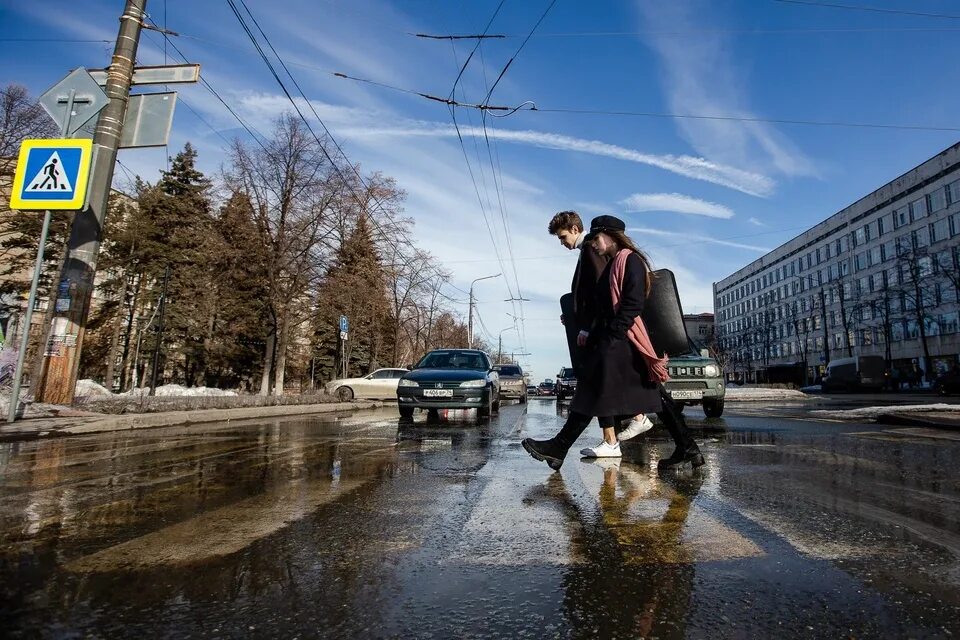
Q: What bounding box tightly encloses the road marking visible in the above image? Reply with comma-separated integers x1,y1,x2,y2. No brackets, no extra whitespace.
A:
66,479,363,572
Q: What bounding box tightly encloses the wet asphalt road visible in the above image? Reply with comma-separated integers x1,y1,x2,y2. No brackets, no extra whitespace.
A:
2,400,960,639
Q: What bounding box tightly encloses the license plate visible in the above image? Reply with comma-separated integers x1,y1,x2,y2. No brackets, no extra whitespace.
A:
670,390,703,400
423,389,453,398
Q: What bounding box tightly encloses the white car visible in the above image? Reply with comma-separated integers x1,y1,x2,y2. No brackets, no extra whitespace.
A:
325,368,409,401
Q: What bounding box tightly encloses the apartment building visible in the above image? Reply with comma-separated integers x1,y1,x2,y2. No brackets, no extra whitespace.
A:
714,142,960,385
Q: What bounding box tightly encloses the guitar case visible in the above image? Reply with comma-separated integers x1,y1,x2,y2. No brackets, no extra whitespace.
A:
641,269,691,358
560,268,691,365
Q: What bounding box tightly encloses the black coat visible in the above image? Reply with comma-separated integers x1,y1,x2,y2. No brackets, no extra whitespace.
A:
563,242,609,373
571,242,609,330
571,252,663,417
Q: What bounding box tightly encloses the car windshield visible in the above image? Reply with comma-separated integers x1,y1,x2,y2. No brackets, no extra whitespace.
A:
416,351,487,370
559,368,576,379
495,365,522,376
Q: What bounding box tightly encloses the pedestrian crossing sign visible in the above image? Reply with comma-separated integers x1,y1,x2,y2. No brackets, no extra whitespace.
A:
9,139,93,210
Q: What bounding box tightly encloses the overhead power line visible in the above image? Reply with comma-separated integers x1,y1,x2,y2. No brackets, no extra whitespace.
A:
330,73,960,133
223,0,465,304
772,0,960,20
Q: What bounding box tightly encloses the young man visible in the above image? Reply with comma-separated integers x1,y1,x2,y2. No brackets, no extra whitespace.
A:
548,211,653,444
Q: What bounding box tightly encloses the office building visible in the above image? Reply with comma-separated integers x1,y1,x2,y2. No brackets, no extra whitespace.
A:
714,143,960,385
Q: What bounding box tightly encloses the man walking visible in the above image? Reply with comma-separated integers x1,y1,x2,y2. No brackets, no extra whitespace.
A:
548,211,653,441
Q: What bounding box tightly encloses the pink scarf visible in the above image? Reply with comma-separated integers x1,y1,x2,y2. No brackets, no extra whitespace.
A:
610,249,670,383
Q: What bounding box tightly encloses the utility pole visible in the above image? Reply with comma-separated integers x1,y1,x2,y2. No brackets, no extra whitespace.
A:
467,273,500,349
497,326,516,364
35,0,147,405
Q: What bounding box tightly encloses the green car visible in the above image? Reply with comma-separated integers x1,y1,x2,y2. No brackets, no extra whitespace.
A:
663,349,726,417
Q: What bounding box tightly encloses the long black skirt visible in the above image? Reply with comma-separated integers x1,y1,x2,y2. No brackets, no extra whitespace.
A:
570,335,663,417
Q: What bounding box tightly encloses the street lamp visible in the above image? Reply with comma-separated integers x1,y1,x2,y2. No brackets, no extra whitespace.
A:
468,273,500,349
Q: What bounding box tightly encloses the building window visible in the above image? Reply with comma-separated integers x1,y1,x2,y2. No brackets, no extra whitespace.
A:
892,321,904,341
912,227,929,249
854,227,866,246
941,311,959,334
948,180,960,206
861,329,873,346
928,188,947,214
869,246,883,266
930,218,950,243
910,197,928,220
877,215,887,236
854,252,868,271
894,205,910,228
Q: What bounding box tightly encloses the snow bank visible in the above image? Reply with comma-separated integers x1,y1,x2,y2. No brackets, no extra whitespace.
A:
810,403,960,420
122,384,238,398
72,380,239,399
725,387,813,402
75,379,113,398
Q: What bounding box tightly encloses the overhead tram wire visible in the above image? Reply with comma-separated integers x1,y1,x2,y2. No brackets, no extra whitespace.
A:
223,0,469,307
143,20,270,151
329,74,960,132
477,42,529,353
443,2,531,352
443,7,521,318
771,0,960,21
229,0,462,303
472,0,563,352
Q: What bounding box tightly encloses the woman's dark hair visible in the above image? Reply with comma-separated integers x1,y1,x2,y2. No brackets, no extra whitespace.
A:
606,229,655,295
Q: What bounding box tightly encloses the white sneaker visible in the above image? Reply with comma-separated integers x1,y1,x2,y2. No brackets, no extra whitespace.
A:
618,414,654,441
579,440,622,458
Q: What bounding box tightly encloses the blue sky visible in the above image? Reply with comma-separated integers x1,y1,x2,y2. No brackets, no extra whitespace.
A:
2,0,959,382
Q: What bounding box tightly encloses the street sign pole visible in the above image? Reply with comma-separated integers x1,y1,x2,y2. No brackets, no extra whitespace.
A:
35,0,147,405
7,92,77,422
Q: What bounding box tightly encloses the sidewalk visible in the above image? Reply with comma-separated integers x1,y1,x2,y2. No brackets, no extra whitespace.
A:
0,400,384,441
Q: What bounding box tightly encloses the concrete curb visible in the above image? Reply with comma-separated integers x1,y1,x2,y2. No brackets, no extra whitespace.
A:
0,401,385,440
874,412,960,430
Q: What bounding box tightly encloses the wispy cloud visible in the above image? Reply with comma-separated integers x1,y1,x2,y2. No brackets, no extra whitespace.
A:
636,1,817,179
620,192,734,219
338,120,775,197
628,227,770,253
748,217,767,227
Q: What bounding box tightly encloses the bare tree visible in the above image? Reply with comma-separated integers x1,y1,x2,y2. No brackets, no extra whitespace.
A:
226,114,341,396
0,84,57,160
896,243,941,382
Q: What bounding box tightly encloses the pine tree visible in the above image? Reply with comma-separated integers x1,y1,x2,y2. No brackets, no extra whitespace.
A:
314,213,391,382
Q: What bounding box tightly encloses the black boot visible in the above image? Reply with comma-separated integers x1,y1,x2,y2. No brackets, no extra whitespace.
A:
522,438,567,471
656,386,705,470
522,411,592,471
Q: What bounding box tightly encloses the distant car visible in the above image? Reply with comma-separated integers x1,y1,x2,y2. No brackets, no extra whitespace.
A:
493,363,527,403
537,381,554,396
934,370,960,396
555,367,577,402
526,385,539,397
324,367,409,401
396,349,500,420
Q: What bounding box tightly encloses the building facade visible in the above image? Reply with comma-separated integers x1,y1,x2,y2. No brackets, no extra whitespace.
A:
714,143,960,386
683,313,715,345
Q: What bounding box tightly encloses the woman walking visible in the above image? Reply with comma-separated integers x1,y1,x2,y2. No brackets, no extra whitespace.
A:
522,215,704,471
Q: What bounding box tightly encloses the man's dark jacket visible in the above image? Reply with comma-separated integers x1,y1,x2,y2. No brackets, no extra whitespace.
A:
561,241,609,373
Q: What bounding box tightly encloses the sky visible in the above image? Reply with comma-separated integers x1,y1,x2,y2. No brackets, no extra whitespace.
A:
2,0,960,383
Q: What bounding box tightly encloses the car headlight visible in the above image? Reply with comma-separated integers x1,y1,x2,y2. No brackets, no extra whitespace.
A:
459,379,486,388
398,379,419,388
704,364,719,377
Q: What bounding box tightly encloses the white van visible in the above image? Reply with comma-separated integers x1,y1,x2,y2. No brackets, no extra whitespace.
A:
822,356,886,392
